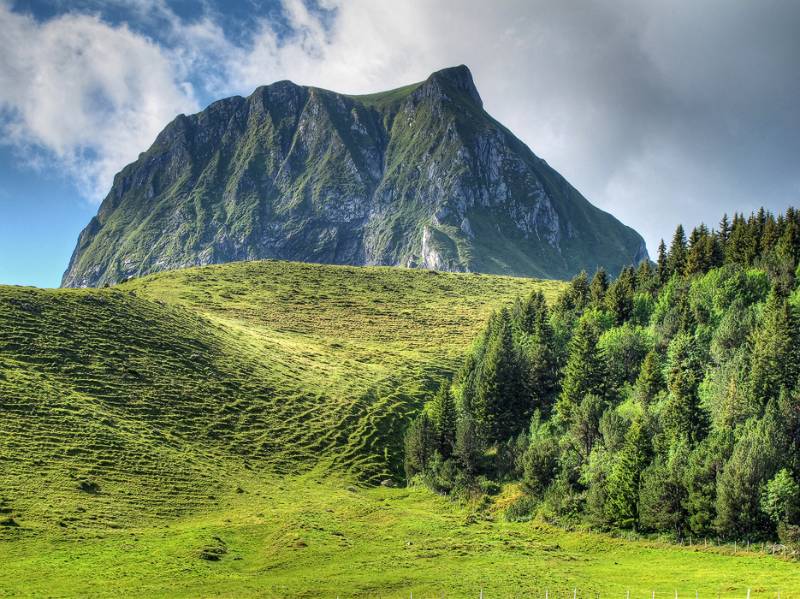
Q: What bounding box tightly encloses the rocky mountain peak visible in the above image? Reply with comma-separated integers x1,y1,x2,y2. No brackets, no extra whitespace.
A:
62,65,646,288
423,64,483,107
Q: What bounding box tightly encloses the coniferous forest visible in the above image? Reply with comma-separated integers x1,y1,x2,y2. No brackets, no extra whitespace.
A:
405,207,800,545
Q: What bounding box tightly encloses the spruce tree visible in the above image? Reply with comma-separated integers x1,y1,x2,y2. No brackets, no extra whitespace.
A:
428,384,457,458
657,239,669,285
404,413,435,481
718,213,731,248
663,333,708,445
589,268,609,307
605,266,635,325
634,350,663,406
715,406,781,537
524,296,560,416
667,224,687,277
556,318,607,424
605,412,651,528
473,309,527,440
749,289,799,409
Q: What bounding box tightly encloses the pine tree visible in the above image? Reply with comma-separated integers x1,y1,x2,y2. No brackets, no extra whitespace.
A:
472,309,528,441
667,225,687,277
428,384,457,458
606,412,651,528
605,266,635,325
657,239,669,285
556,318,607,424
590,268,609,307
749,289,799,409
663,333,708,445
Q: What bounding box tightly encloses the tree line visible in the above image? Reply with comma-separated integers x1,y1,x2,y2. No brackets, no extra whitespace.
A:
404,206,800,544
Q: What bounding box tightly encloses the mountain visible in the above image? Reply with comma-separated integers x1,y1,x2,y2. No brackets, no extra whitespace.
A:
61,65,647,288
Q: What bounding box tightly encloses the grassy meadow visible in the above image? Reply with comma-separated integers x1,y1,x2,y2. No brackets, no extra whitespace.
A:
1,260,797,596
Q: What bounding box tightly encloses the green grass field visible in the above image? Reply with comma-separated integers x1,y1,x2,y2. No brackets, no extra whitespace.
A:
1,260,797,597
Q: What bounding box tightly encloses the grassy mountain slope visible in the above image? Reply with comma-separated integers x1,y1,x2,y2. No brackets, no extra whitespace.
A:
1,260,559,530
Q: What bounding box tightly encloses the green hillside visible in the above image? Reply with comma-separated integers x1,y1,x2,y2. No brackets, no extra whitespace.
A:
0,260,559,529
2,260,798,596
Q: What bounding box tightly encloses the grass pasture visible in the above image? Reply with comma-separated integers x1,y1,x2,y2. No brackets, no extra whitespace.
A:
1,260,797,596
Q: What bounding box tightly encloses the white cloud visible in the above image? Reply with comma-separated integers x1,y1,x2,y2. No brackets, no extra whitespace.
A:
1,0,798,255
0,2,198,200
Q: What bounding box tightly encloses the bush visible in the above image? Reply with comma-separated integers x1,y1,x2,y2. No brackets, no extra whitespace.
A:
505,494,538,522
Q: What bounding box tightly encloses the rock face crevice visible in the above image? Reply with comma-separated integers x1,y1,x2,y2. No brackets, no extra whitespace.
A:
62,65,647,288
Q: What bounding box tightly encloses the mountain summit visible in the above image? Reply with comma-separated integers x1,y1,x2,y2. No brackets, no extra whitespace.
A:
62,65,647,287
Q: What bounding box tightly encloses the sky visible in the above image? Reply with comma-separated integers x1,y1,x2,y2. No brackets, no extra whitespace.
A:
1,0,798,287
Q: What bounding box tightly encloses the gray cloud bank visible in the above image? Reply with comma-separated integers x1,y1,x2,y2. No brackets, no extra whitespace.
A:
1,0,798,256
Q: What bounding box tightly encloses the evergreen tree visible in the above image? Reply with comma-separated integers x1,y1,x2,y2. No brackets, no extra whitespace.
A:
471,309,528,440
589,268,609,307
749,289,799,409
657,239,669,285
513,290,548,335
639,442,690,534
635,259,656,293
454,415,484,477
556,318,607,424
725,213,745,265
718,213,731,248
662,333,708,445
605,412,651,528
605,266,635,325
428,384,457,458
715,407,782,538
404,413,435,481
521,414,559,497
667,225,687,277
523,297,560,417
685,432,730,535
634,350,663,406
568,393,605,461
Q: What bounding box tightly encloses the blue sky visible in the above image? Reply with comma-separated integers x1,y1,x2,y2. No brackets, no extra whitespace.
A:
1,0,798,287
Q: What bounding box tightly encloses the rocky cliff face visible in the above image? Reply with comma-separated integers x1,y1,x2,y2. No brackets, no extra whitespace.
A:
62,65,647,287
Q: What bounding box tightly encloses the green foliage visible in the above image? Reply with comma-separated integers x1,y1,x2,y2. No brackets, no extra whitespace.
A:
405,205,800,543
521,415,560,497
605,413,651,528
556,317,608,423
715,405,783,538
404,413,435,481
662,333,708,445
761,468,800,526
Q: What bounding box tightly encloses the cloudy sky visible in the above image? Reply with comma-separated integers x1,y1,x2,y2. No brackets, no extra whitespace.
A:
1,0,798,286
